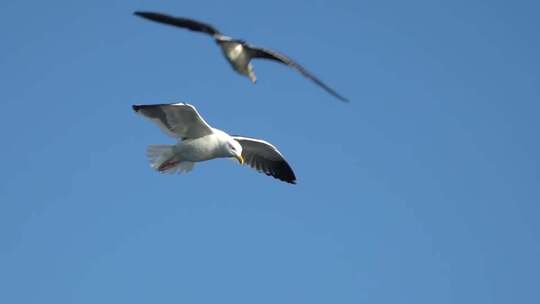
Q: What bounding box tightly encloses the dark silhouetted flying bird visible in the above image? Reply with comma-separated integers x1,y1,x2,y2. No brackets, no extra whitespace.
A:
134,11,349,102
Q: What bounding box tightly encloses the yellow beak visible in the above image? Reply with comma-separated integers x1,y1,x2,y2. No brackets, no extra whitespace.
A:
235,154,244,165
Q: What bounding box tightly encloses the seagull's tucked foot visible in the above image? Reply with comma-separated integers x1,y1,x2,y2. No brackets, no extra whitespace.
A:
157,159,195,174
158,158,181,172
147,144,178,173
157,158,195,174
146,145,195,174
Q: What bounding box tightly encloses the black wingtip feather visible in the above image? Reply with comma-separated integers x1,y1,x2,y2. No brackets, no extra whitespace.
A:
339,96,350,103
263,160,296,184
133,11,155,19
133,11,172,24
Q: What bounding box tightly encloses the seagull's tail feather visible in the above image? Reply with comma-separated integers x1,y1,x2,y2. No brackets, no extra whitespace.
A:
146,145,194,174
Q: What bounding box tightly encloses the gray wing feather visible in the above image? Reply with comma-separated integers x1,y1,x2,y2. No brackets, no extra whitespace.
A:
233,136,296,184
247,46,349,102
133,103,213,139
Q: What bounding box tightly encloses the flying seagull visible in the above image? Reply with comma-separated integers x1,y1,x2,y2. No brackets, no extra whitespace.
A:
133,102,297,184
134,11,349,102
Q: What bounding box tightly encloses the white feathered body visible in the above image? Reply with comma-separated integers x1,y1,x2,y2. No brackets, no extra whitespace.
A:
176,129,233,162
146,128,241,174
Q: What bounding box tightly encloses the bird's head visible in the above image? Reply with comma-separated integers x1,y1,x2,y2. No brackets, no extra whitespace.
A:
227,139,244,165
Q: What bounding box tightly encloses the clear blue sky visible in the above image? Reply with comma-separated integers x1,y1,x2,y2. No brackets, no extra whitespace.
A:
1,0,539,303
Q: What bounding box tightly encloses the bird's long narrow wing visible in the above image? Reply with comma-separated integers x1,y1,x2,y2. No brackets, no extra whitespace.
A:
232,136,296,184
247,46,349,102
134,11,221,36
133,103,214,139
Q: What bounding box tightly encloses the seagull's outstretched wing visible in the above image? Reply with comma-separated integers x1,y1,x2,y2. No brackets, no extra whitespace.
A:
233,136,296,184
134,11,221,36
133,103,214,139
247,46,349,102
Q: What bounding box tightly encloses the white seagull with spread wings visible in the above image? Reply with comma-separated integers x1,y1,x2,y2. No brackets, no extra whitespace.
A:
133,103,297,184
134,11,349,102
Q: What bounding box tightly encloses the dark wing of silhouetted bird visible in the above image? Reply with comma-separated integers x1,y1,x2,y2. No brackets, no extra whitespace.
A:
134,11,221,36
247,45,349,102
